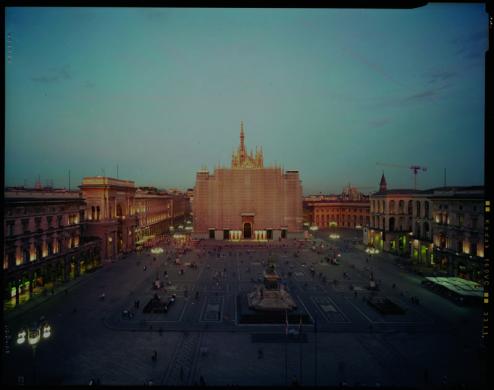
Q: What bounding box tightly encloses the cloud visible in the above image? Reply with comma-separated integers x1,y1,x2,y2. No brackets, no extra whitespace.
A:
425,70,456,84
31,64,72,83
452,30,487,61
338,44,406,88
401,83,451,103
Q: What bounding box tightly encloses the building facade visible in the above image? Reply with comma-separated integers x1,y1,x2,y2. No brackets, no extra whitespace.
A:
304,186,370,229
365,174,484,282
193,122,303,240
3,188,101,309
135,188,173,246
431,187,484,281
79,177,138,259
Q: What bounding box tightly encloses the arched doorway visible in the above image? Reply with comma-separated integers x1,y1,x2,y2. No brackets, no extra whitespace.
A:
243,223,252,239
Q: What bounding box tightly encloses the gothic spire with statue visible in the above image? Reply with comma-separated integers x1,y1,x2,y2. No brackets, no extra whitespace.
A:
231,121,264,169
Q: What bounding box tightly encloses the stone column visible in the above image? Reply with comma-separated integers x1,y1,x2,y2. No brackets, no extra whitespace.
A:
15,279,20,306
64,257,70,282
76,257,81,277
28,272,34,298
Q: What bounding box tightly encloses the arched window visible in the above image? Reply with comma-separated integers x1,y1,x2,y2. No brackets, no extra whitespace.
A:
415,221,421,237
389,217,395,232
96,206,100,221
416,201,421,218
91,206,95,221
423,221,430,239
407,200,413,215
424,201,430,218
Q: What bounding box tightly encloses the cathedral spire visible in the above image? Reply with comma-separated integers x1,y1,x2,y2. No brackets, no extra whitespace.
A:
240,121,245,153
379,171,387,192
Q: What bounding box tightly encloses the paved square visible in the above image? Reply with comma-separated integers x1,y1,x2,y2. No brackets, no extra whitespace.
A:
3,232,486,387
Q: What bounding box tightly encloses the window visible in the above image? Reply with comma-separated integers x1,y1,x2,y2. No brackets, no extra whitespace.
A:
458,214,464,227
471,242,477,256
7,221,15,236
23,245,30,263
22,219,29,233
57,215,63,227
416,201,421,218
47,216,53,227
35,217,42,230
407,200,413,215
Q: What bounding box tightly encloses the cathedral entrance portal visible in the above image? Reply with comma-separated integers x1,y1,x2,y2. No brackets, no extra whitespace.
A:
241,214,255,240
243,223,252,239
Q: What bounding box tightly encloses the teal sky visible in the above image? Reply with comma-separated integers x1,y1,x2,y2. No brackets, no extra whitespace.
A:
5,6,486,195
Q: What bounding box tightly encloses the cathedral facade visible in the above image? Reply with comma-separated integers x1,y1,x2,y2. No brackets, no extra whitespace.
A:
192,122,303,240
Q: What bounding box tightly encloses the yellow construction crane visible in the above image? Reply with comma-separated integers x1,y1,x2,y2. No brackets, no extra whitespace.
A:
376,162,427,190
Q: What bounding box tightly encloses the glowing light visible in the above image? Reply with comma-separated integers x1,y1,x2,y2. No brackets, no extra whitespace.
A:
329,234,340,240
151,247,164,255
309,225,318,231
42,324,51,339
355,225,362,229
17,330,26,345
28,328,40,345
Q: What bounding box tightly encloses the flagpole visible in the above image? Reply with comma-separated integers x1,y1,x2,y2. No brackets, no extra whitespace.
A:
285,309,288,385
299,315,303,384
314,317,318,386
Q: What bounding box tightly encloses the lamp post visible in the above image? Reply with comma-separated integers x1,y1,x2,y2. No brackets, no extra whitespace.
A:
17,322,51,384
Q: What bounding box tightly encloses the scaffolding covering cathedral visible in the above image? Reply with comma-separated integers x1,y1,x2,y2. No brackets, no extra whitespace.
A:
192,122,303,241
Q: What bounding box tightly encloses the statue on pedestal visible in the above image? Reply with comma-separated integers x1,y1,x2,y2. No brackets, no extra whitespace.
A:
247,259,297,311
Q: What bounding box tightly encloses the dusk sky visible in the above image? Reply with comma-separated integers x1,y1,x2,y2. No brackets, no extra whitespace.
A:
5,5,486,195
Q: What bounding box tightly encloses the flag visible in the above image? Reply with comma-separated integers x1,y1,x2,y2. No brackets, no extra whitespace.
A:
285,310,289,336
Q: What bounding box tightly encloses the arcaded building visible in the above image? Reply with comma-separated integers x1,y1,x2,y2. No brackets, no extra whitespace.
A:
365,174,484,282
79,177,138,259
3,187,101,309
193,122,303,240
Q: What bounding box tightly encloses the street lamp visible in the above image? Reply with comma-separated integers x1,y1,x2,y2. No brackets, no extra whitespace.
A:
17,322,52,384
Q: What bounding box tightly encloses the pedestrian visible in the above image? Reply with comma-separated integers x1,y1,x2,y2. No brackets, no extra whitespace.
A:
199,375,206,386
